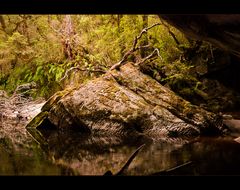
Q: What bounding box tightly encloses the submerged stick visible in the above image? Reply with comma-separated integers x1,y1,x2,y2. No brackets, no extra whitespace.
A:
104,144,145,176
116,144,145,175
151,161,193,176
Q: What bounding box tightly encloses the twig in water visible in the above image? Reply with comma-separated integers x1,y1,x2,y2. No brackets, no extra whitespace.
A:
150,161,193,176
103,144,145,176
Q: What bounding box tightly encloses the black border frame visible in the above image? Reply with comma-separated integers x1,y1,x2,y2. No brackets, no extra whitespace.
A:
1,0,240,14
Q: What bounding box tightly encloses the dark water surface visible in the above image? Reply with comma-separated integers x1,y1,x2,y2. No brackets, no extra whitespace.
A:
1,126,240,175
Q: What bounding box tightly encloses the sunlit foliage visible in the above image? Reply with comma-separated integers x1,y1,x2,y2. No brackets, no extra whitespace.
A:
0,15,190,98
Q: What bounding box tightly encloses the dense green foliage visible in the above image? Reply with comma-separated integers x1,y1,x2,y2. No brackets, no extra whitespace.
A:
0,15,194,98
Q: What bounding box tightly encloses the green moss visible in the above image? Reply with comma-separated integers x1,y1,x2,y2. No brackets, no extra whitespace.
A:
41,88,74,112
26,128,49,148
26,111,48,129
119,92,130,102
181,101,195,117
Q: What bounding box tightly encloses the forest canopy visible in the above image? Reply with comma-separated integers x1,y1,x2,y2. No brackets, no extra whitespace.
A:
0,15,189,98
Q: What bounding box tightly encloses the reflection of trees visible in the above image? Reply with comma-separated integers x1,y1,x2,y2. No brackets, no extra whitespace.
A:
0,120,76,175
36,129,149,175
26,127,240,175
34,129,191,175
0,136,74,175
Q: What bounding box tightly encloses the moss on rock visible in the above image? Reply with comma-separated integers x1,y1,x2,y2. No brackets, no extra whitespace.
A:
26,62,225,138
26,111,48,129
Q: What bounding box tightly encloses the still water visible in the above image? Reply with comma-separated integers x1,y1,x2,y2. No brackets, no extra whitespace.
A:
1,126,240,175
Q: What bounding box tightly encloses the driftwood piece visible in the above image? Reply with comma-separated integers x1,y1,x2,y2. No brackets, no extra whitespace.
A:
150,161,193,176
103,144,145,176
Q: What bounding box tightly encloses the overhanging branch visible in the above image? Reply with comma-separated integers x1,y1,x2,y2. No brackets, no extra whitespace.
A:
135,48,163,66
160,19,180,46
59,66,106,82
110,23,161,71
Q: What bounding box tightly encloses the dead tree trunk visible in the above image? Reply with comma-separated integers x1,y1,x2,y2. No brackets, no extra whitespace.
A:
0,15,6,32
140,15,149,58
62,15,74,59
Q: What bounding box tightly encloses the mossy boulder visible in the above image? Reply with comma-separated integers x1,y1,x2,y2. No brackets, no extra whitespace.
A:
26,62,225,138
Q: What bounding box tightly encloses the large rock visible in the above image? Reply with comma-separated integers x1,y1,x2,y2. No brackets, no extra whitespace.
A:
26,62,224,138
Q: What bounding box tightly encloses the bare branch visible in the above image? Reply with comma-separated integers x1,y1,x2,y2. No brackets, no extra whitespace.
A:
110,23,161,71
210,44,215,63
135,44,151,50
155,48,163,61
160,19,180,46
59,66,106,82
116,144,145,175
151,161,193,176
103,144,145,176
136,22,161,45
135,48,163,66
59,66,79,82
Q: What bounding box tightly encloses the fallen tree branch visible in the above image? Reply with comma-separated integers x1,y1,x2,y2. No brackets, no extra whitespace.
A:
150,161,193,176
135,48,163,66
59,66,106,82
110,23,161,71
103,144,145,176
134,23,161,49
116,144,145,176
160,19,180,46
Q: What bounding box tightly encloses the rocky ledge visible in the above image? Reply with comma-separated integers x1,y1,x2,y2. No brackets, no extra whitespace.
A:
26,62,225,138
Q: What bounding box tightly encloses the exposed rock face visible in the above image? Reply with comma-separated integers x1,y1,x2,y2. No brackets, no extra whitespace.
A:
159,14,240,58
27,63,224,138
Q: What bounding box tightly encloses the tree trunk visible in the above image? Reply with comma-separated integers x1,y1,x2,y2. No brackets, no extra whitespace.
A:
63,15,74,59
117,14,122,31
140,15,149,58
0,15,6,31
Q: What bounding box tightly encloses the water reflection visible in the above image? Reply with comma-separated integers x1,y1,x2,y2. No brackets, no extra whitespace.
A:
34,129,153,175
184,137,240,175
1,125,240,175
34,129,240,175
0,139,75,175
